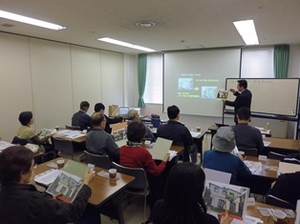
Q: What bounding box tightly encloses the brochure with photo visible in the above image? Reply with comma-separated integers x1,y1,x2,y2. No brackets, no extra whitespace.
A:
216,90,229,100
203,180,250,221
46,172,83,203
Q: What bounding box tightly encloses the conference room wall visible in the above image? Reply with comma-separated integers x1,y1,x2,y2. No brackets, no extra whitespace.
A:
0,32,126,142
141,44,300,139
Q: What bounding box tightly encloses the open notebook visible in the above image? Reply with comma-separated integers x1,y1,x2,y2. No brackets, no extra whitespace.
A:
150,137,173,160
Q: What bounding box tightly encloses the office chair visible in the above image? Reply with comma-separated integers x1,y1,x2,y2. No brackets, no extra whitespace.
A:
84,150,111,169
265,194,295,210
267,151,286,160
112,162,150,223
51,136,84,162
11,136,31,145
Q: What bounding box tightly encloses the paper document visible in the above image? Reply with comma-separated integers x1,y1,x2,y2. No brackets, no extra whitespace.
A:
263,141,271,147
204,168,231,184
168,150,177,161
244,160,262,173
0,141,14,151
150,137,173,160
190,131,202,138
278,161,300,175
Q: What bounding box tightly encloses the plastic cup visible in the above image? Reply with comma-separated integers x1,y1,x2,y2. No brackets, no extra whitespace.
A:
56,159,65,169
108,168,117,179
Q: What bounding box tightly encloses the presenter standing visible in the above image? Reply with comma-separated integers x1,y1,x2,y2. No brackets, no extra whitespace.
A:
223,79,252,124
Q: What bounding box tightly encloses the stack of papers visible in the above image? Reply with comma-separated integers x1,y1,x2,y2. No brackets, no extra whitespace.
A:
244,160,262,173
54,130,86,139
0,141,14,152
190,131,202,138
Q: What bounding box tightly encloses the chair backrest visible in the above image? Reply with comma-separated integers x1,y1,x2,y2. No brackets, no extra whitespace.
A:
65,125,81,130
84,150,111,169
11,136,32,145
239,148,258,157
112,162,148,191
51,137,74,154
267,151,286,160
266,194,295,210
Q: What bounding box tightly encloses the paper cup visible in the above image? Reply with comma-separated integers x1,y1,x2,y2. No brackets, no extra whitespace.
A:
196,127,201,132
273,210,287,224
56,159,65,169
108,168,117,179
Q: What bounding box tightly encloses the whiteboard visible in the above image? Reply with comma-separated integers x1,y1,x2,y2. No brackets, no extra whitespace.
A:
225,78,300,116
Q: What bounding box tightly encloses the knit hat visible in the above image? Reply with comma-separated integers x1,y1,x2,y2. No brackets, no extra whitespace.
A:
212,126,236,152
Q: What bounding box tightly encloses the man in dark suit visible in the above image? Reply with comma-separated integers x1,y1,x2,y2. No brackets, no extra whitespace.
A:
224,79,252,124
71,101,91,130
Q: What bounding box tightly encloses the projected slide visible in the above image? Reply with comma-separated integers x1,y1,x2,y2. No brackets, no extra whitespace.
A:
177,74,219,99
164,48,241,117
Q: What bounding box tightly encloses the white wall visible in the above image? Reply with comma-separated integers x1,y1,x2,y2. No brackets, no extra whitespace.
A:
0,32,130,142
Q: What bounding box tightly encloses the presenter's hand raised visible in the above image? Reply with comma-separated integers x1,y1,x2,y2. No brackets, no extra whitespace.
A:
229,88,235,94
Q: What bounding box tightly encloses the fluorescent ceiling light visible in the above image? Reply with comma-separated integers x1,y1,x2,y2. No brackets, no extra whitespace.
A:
98,37,155,52
0,10,66,30
233,20,259,45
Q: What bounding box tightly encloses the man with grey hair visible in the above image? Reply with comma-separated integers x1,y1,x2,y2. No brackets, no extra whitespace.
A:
86,112,119,163
127,109,156,142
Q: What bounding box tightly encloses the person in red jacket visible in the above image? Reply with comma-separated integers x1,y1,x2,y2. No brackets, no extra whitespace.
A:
120,121,170,217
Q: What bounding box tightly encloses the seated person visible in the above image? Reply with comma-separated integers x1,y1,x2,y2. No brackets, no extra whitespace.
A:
127,109,156,142
152,163,232,224
119,121,170,212
266,171,300,209
86,112,120,163
17,111,53,157
71,101,91,130
232,107,264,155
0,146,95,224
157,105,193,162
203,126,251,186
94,103,123,134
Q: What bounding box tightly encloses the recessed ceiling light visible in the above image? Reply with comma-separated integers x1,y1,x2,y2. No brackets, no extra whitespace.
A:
0,10,66,30
135,21,156,28
98,37,155,52
233,19,259,45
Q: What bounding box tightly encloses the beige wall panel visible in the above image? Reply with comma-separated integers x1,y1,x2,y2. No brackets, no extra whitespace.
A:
0,33,33,141
29,39,73,131
71,46,101,116
100,50,124,109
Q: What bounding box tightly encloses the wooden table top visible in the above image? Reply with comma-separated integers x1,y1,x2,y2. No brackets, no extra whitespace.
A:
34,158,135,206
246,202,295,223
265,137,300,151
246,156,279,179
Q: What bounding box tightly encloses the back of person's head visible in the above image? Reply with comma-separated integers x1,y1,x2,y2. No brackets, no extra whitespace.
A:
167,105,180,119
18,111,33,125
237,107,251,121
127,109,138,120
157,163,209,223
238,79,248,89
80,101,90,110
0,146,33,186
94,103,105,112
90,112,106,127
212,126,235,152
126,121,146,143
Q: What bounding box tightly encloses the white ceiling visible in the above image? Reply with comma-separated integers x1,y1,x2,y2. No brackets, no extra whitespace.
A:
1,0,300,54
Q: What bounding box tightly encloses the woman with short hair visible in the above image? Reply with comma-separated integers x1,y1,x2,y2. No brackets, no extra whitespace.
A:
0,146,95,224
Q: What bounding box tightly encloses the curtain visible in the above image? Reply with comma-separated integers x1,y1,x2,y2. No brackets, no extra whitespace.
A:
274,45,290,78
137,54,147,107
